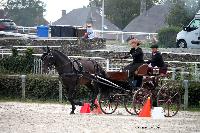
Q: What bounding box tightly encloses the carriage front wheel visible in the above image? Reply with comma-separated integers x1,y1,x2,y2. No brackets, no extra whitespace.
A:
157,83,181,117
99,93,118,114
124,92,136,115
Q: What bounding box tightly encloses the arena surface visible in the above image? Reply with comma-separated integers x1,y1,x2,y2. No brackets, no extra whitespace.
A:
0,102,200,133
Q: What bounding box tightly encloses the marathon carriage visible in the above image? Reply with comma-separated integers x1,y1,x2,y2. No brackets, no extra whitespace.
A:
41,48,181,116
98,64,181,117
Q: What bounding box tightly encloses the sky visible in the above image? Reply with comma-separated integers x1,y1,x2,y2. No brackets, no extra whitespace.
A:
41,0,89,23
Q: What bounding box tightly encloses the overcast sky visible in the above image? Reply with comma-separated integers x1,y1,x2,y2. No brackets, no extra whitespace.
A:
41,0,89,23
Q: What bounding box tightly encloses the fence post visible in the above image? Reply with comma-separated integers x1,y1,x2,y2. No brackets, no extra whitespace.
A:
21,75,26,99
194,63,198,81
171,68,176,80
121,32,124,43
180,67,184,80
183,80,189,110
106,59,109,71
59,81,63,103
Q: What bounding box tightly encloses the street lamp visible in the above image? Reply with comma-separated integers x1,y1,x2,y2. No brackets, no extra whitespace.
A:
101,0,104,38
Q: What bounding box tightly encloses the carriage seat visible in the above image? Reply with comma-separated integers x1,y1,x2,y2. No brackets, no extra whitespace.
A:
135,64,168,76
107,71,129,81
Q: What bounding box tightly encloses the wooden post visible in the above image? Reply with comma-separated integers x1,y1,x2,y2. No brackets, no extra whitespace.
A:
106,59,109,71
21,75,26,99
180,67,184,80
183,80,189,110
59,81,63,103
172,68,176,80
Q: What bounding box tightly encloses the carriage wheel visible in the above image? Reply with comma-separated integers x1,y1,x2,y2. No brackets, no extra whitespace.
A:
133,88,152,115
157,83,181,117
124,93,136,115
99,93,118,114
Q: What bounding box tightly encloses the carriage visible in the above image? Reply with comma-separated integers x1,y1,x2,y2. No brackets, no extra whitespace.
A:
41,48,181,116
98,64,181,117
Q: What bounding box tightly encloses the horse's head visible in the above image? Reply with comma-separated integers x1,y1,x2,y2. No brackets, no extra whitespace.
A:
41,47,55,73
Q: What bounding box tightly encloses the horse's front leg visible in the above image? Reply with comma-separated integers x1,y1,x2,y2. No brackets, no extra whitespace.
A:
67,87,76,114
89,83,99,110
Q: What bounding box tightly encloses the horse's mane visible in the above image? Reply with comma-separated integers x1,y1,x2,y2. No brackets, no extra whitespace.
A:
51,49,70,61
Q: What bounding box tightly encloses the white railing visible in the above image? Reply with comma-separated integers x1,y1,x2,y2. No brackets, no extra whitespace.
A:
33,57,200,81
7,26,158,42
17,26,37,35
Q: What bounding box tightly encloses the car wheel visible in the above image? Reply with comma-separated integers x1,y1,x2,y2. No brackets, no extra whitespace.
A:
177,40,187,48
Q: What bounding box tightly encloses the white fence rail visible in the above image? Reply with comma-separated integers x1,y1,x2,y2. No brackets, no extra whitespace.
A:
15,26,157,42
33,57,200,81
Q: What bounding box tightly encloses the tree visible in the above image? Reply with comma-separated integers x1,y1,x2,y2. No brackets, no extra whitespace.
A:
88,0,157,29
88,0,102,8
4,0,46,26
166,0,200,27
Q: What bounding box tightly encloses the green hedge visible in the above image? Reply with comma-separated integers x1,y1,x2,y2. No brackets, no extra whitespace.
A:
0,75,59,101
157,26,181,48
188,81,200,107
0,75,21,99
25,75,59,101
0,75,90,102
0,75,199,107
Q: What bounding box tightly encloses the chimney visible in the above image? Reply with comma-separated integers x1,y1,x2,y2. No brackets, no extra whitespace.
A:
62,10,66,17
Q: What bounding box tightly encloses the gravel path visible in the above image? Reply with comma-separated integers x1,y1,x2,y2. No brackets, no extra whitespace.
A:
0,102,200,133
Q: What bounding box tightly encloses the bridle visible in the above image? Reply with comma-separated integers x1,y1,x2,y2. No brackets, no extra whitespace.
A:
42,51,73,72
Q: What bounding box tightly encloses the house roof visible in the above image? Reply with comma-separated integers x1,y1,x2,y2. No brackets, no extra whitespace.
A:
52,7,120,31
123,4,171,33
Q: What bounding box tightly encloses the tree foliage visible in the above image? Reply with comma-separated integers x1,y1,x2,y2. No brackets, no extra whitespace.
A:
3,0,46,26
0,48,34,74
89,0,158,29
157,26,181,48
166,0,200,27
0,0,6,7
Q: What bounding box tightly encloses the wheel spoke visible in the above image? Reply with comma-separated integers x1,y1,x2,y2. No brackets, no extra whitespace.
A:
99,94,118,114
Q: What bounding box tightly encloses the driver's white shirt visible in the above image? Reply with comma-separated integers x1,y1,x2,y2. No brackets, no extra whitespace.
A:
87,27,95,39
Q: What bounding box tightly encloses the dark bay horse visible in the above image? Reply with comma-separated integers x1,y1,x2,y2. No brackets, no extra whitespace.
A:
41,47,107,114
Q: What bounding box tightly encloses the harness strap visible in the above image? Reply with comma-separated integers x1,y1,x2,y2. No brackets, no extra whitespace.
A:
88,59,99,75
72,59,83,73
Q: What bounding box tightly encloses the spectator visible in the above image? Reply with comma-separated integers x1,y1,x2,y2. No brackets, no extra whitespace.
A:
84,23,95,39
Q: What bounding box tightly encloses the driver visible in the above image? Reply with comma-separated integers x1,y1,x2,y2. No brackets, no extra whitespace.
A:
122,36,144,87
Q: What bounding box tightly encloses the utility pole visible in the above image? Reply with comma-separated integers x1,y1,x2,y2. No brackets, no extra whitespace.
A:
101,0,104,38
140,0,146,15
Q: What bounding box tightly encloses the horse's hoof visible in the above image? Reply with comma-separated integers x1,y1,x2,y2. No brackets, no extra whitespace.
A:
70,111,75,114
90,104,98,111
78,101,83,106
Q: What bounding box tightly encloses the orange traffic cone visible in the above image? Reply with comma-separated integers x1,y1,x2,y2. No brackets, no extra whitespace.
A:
80,103,91,113
91,98,102,114
138,97,151,117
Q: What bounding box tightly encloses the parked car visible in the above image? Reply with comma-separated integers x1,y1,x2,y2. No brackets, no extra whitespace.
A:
0,19,17,32
176,11,200,48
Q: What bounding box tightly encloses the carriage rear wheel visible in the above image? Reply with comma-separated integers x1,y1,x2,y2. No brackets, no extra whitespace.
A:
133,88,152,115
124,92,136,115
157,83,181,117
99,93,118,114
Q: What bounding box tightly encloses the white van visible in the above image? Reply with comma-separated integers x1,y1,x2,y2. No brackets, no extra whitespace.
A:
176,12,200,48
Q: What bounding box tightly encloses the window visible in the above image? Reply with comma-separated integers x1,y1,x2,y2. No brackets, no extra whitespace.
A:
189,19,200,29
